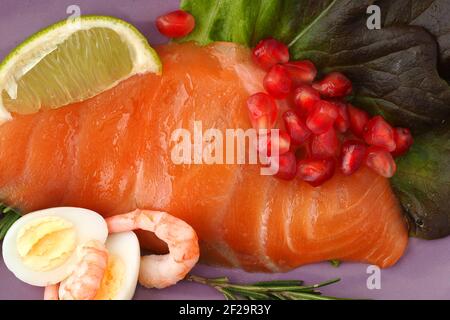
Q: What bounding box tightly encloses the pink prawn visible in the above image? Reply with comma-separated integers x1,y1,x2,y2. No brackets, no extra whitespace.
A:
105,209,199,289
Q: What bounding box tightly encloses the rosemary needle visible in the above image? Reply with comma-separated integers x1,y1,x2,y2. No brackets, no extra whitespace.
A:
329,260,342,268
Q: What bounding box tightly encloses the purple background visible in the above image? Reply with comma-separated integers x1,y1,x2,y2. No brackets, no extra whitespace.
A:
0,0,449,300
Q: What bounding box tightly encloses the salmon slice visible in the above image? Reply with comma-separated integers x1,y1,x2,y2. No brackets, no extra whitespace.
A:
0,42,408,271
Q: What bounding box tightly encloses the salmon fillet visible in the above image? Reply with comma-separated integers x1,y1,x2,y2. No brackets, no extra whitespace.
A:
0,42,408,272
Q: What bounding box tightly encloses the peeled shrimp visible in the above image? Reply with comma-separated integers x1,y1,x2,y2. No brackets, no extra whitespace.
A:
44,284,59,300
105,209,199,289
58,240,108,300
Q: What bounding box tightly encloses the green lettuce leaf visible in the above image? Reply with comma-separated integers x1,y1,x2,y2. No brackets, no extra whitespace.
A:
392,123,450,239
180,0,367,47
179,0,450,132
377,0,450,79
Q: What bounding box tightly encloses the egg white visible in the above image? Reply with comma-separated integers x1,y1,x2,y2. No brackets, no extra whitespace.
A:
100,232,140,300
2,207,108,287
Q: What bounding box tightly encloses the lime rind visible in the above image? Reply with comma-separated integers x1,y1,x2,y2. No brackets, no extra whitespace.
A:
0,15,162,123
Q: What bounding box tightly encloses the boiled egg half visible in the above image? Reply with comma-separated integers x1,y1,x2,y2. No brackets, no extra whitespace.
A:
90,232,140,300
2,207,108,286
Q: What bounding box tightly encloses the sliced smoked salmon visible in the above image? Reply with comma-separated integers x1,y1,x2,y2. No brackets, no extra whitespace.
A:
0,42,408,271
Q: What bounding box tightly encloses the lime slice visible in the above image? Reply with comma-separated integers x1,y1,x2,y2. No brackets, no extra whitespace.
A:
0,15,161,123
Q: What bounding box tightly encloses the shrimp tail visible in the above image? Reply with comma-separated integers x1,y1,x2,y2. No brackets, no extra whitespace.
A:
44,284,59,300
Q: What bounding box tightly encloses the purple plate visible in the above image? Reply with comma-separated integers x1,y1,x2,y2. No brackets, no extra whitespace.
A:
1,0,449,300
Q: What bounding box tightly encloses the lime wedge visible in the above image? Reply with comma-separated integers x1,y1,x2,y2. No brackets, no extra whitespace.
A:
0,15,161,122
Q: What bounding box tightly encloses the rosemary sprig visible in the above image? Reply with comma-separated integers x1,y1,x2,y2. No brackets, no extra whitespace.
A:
186,275,345,300
0,203,21,240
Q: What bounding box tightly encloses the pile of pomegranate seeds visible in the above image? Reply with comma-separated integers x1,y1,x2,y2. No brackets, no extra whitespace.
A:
156,10,196,38
248,38,414,186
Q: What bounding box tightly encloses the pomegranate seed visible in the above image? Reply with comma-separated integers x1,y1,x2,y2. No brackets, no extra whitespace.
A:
247,93,278,130
273,151,297,180
365,146,397,178
313,72,352,98
329,100,350,133
340,140,367,176
348,105,369,137
392,127,413,157
259,130,291,156
311,127,340,159
275,130,291,155
263,65,292,99
297,158,336,187
252,38,290,70
282,110,312,146
293,85,321,117
306,100,338,135
363,116,396,152
156,10,196,38
284,60,317,86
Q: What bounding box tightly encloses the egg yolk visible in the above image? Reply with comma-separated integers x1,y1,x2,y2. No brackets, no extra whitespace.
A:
16,216,77,272
94,254,125,300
